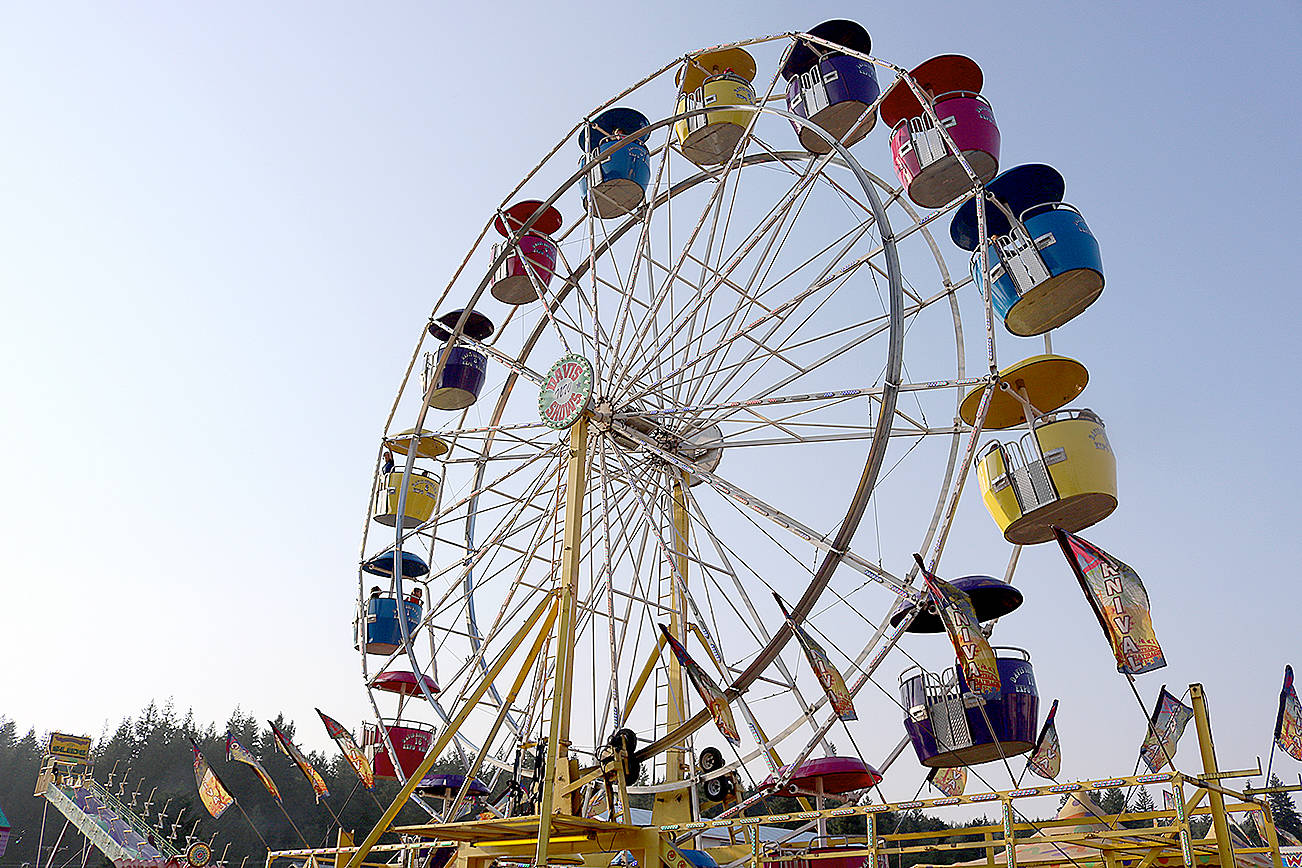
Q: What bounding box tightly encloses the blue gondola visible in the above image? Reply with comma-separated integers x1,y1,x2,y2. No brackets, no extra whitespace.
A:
362,551,430,579
425,309,494,410
579,108,651,219
950,164,1104,336
780,20,879,154
362,592,423,655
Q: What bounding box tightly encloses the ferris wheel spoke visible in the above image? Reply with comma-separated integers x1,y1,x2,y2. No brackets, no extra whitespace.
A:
608,156,831,402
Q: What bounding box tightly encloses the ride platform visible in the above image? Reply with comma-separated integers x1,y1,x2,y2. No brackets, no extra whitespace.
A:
393,814,670,868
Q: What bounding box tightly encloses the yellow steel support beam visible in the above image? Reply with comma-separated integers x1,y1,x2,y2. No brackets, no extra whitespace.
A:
1190,683,1235,868
653,475,694,826
537,416,591,867
344,592,557,868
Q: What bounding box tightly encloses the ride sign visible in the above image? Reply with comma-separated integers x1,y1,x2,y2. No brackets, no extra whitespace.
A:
539,354,594,429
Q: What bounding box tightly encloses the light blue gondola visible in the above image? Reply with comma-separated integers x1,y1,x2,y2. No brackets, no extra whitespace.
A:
951,163,1104,336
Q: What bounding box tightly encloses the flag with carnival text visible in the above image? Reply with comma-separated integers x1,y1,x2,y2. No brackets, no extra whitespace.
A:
225,732,281,802
915,555,1000,698
659,625,740,745
316,709,374,789
927,765,966,797
1274,666,1302,761
270,722,330,802
1140,688,1193,773
192,745,235,819
1027,699,1062,780
773,593,856,721
1054,529,1166,675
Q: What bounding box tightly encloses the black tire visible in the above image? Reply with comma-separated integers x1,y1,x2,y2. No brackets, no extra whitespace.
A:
609,728,642,782
698,746,724,773
702,774,735,803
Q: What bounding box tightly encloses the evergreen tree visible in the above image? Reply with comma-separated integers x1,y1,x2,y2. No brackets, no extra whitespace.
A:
1127,787,1156,829
1267,775,1302,840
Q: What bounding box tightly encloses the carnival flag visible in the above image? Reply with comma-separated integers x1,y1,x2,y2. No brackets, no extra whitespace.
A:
192,745,235,819
1139,688,1194,773
1163,790,1176,813
1027,699,1062,780
1251,808,1269,844
659,625,741,745
1054,529,1166,675
773,593,856,721
927,765,966,797
1274,666,1302,761
269,722,330,802
225,732,282,803
316,709,374,789
914,555,1001,698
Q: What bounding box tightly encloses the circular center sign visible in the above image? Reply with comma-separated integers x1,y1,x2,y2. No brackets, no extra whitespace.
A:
539,354,594,429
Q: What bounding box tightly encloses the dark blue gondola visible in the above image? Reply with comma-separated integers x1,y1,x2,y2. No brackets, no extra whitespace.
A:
899,647,1039,768
362,593,423,655
579,107,652,219
362,551,430,579
425,309,495,410
889,575,1023,633
780,20,879,154
951,164,1104,336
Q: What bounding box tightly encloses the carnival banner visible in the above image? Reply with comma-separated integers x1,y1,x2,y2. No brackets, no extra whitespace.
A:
1274,665,1302,761
1054,529,1166,675
226,732,282,802
270,723,330,802
928,765,966,797
316,708,374,789
192,745,235,819
1140,688,1193,773
773,593,856,721
915,555,1000,698
1027,699,1062,780
660,625,740,745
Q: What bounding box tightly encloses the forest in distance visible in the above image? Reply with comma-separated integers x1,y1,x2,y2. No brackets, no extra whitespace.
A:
2,702,1299,868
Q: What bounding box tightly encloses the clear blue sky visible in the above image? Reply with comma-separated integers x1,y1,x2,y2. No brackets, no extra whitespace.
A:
2,0,1299,796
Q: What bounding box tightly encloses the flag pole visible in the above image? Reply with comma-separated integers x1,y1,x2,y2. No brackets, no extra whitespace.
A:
272,800,313,851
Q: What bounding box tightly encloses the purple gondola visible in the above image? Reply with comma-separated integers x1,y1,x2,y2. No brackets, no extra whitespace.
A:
889,574,1023,632
489,201,563,305
781,20,880,154
880,55,1000,208
425,309,494,410
950,163,1104,336
899,647,1039,768
579,108,652,219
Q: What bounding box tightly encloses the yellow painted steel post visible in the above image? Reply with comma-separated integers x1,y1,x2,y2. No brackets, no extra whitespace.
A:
537,416,590,868
1190,684,1236,868
1001,799,1017,868
1262,803,1284,868
654,474,693,825
1174,776,1195,868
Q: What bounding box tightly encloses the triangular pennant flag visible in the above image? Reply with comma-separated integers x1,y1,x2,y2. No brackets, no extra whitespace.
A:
1274,665,1302,761
226,732,282,803
773,593,856,721
270,722,330,802
1139,688,1193,773
914,555,1000,698
659,625,740,745
191,744,235,819
1027,699,1062,780
316,709,374,789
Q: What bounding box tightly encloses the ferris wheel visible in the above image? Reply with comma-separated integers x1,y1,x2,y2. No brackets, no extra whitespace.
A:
350,21,1114,832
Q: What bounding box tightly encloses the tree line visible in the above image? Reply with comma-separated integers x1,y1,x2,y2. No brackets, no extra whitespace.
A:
2,702,1300,868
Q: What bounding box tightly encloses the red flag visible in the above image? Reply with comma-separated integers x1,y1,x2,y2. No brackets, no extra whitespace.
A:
1026,699,1062,780
269,722,330,802
659,625,740,745
914,555,1000,698
226,732,282,803
192,745,235,819
1054,529,1166,675
773,594,856,721
1274,665,1302,761
316,709,374,790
